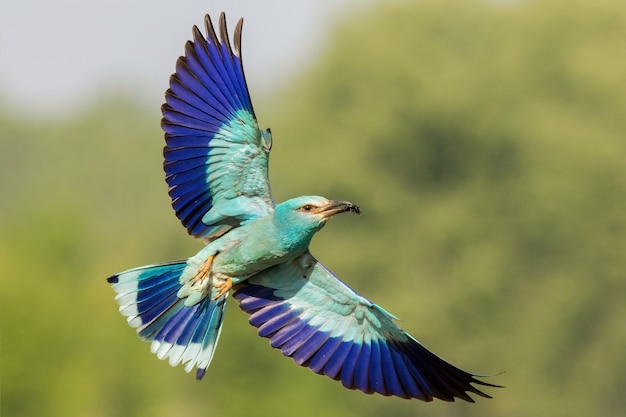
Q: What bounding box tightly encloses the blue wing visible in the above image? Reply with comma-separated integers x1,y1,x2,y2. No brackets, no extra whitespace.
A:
162,13,273,241
233,253,499,402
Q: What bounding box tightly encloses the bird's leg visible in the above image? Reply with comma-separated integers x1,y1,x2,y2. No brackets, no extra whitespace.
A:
213,276,232,299
190,253,232,299
192,255,214,284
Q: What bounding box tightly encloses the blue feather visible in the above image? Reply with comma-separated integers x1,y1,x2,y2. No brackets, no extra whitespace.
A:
162,110,220,134
165,147,212,162
369,338,385,395
175,62,229,117
134,281,179,309
237,292,281,312
340,341,363,390
166,76,217,119
164,165,209,185
164,156,209,174
323,340,353,379
379,340,406,397
354,337,372,393
249,302,291,327
308,334,344,374
186,42,232,107
292,329,330,366
269,319,307,348
108,262,226,379
257,309,296,338
280,324,319,358
163,94,218,125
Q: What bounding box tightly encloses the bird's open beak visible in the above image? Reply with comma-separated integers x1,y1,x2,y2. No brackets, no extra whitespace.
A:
318,200,361,218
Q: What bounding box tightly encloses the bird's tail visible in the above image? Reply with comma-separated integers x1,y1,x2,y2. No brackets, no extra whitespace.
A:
107,261,227,379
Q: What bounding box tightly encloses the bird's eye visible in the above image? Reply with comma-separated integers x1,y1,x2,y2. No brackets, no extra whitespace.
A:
302,205,314,212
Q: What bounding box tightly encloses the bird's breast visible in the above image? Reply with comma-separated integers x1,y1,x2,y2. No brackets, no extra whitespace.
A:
211,236,293,278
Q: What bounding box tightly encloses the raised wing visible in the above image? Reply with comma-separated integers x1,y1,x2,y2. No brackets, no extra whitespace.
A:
162,13,273,241
233,253,499,402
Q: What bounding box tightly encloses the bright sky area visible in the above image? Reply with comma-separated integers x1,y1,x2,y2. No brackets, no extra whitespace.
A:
1,0,366,116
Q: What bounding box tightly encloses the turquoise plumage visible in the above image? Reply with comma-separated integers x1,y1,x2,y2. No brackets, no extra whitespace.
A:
107,12,499,402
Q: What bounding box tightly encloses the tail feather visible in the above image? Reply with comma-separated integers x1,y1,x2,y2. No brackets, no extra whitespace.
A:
107,261,226,379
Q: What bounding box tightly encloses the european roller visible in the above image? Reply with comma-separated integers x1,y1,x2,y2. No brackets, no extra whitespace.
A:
107,12,499,402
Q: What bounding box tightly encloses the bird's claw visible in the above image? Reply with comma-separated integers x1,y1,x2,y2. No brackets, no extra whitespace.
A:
192,255,214,284
213,277,232,299
188,254,230,299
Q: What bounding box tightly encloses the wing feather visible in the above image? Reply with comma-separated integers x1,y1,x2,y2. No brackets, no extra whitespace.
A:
233,253,500,402
162,13,273,241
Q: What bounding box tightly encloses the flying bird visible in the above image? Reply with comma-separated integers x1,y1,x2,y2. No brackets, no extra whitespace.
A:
107,12,499,402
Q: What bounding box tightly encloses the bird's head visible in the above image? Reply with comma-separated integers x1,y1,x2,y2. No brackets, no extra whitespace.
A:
274,196,360,244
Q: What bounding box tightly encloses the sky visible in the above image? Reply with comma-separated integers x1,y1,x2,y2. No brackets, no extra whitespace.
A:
1,0,364,116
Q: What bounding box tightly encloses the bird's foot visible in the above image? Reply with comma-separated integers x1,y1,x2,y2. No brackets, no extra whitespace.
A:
192,255,214,284
213,276,232,299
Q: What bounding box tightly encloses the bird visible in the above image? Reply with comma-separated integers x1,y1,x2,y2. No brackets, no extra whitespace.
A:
107,12,500,402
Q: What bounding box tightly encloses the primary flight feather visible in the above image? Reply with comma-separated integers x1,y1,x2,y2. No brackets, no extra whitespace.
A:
107,12,499,402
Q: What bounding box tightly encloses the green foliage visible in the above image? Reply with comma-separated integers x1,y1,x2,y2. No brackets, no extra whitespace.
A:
1,0,625,416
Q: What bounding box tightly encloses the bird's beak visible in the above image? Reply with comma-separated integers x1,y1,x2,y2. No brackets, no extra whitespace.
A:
318,200,361,218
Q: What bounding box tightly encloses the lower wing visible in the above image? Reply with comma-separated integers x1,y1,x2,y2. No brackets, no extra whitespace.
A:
232,252,499,402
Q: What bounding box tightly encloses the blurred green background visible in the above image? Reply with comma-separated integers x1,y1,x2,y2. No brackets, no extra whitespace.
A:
1,0,625,416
